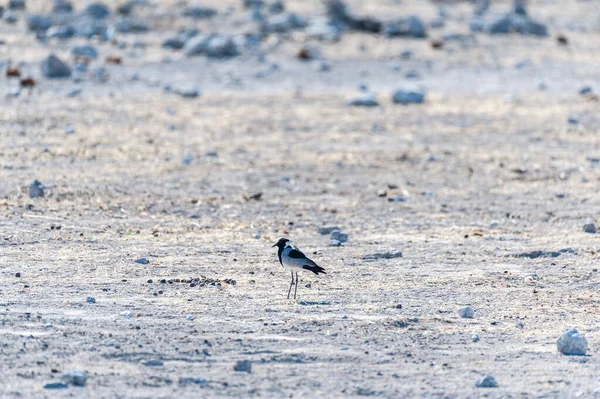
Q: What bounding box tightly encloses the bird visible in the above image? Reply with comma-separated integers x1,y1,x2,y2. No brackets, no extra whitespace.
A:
272,238,326,299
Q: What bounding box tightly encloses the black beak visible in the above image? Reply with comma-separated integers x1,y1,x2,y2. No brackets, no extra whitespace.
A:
272,243,277,247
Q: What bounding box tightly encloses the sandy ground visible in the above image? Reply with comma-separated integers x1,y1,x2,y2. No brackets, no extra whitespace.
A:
1,0,600,397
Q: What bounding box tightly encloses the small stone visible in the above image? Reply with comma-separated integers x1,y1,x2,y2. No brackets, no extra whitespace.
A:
568,116,579,125
142,359,164,367
83,2,110,19
45,323,53,328
330,229,348,243
53,0,73,13
557,328,588,356
41,55,71,79
475,375,498,388
318,226,340,235
8,0,25,10
44,382,68,389
4,11,18,24
329,239,341,247
384,16,426,38
579,85,593,95
65,125,75,135
179,377,208,387
114,16,150,33
234,360,252,373
472,334,480,342
71,45,98,60
135,258,149,264
7,87,20,98
345,93,379,107
15,272,21,277
121,310,134,318
29,180,45,198
458,306,474,318
182,5,217,19
27,15,53,32
363,249,402,260
583,223,596,234
186,314,194,320
62,370,88,387
182,154,193,165
86,296,96,303
392,86,426,104
175,87,200,98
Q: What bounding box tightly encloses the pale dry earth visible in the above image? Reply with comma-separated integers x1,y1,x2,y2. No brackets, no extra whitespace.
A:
1,0,600,398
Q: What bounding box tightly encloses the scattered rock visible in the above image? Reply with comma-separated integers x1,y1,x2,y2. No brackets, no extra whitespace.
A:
8,0,26,10
345,93,379,107
330,229,348,243
363,249,403,260
557,328,588,356
135,258,149,264
27,15,53,33
475,375,498,388
318,226,340,235
470,12,547,36
182,5,217,19
29,180,45,198
306,17,342,41
46,25,75,39
186,314,194,320
142,359,164,367
54,0,73,13
83,2,111,19
179,377,208,387
472,334,480,342
62,370,88,387
583,223,596,234
262,12,306,33
175,87,200,98
384,16,427,38
514,250,560,259
579,85,593,95
86,296,96,303
234,360,252,373
71,44,98,60
121,310,134,318
392,86,426,104
114,17,150,33
329,239,341,247
458,306,474,318
326,0,381,33
44,382,68,389
41,55,71,79
568,116,579,125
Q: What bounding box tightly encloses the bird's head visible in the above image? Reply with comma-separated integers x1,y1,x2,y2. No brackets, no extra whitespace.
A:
272,237,290,249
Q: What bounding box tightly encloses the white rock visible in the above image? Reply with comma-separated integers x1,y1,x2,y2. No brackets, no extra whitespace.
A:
458,306,474,318
557,328,588,356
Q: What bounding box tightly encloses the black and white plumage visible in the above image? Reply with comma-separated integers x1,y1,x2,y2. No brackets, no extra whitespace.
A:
272,238,326,299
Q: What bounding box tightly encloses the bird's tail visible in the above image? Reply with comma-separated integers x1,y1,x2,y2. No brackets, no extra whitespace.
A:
302,265,326,275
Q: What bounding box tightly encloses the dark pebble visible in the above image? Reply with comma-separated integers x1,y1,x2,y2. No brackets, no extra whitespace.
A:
15,272,21,277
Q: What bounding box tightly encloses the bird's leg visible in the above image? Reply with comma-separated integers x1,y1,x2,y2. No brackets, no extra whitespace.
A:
287,271,294,299
294,272,299,299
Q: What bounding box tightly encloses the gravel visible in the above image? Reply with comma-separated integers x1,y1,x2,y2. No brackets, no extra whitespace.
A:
86,296,96,303
71,45,98,60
